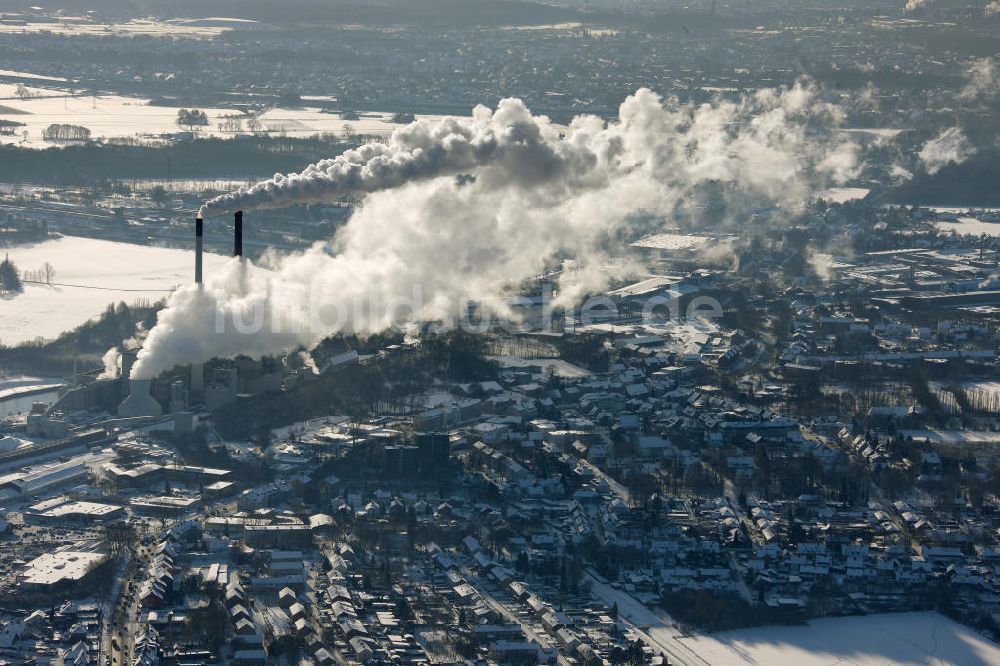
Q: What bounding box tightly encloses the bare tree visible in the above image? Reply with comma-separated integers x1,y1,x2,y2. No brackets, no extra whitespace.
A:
42,262,55,285
219,115,243,134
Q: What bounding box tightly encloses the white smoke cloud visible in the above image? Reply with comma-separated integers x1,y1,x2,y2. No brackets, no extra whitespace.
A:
986,1,1000,16
856,82,880,113
905,0,931,11
132,84,861,380
960,57,997,102
299,350,320,375
199,102,567,217
808,251,836,282
890,163,914,182
918,127,975,175
98,347,121,379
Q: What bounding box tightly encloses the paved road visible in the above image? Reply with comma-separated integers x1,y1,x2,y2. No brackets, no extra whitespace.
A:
585,570,710,666
100,553,133,666
461,565,571,665
577,459,632,504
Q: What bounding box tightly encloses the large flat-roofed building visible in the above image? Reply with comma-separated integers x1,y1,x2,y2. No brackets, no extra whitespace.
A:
24,496,124,526
204,480,238,500
0,450,111,496
19,549,109,590
130,495,200,516
0,428,107,473
244,524,313,549
104,462,231,488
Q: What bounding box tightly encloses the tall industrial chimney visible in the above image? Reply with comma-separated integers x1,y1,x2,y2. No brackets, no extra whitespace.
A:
118,378,163,418
234,210,243,258
195,216,204,284
191,217,205,401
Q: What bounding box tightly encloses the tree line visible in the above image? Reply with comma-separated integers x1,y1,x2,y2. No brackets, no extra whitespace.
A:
0,135,354,183
21,262,56,285
42,124,92,141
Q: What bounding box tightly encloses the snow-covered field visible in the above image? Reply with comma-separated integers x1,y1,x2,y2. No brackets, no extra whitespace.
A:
632,232,717,251
0,375,65,397
929,380,1000,414
819,186,870,203
489,356,593,378
0,17,249,39
935,217,1000,237
0,82,67,100
0,86,460,148
0,70,522,149
899,428,1000,446
587,573,1000,665
677,612,1000,665
255,107,452,138
1,236,230,346
0,70,68,83
0,92,239,148
0,376,65,417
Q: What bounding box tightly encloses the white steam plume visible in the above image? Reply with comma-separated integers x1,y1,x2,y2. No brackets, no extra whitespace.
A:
960,57,997,102
98,347,121,380
905,0,930,11
986,1,1000,16
200,106,565,217
132,83,860,380
808,251,837,282
890,164,914,182
918,127,975,175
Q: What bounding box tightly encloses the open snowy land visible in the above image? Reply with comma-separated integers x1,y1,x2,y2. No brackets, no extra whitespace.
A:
677,611,1000,665
1,236,230,346
587,572,1000,665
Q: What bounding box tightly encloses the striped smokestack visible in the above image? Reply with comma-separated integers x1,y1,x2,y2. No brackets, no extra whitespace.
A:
195,217,204,284
234,210,243,258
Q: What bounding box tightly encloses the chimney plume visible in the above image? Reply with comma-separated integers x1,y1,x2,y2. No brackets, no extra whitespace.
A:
195,217,204,284
234,210,243,258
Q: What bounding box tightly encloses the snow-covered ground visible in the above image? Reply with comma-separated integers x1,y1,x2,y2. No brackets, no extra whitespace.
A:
818,186,870,203
677,612,1000,665
1,71,543,149
0,86,463,148
632,232,717,251
587,572,1000,665
0,71,68,83
899,428,1000,446
489,356,593,378
0,82,68,100
0,17,247,39
0,375,65,398
934,217,1000,237
1,236,230,345
0,376,65,418
842,128,907,138
255,107,453,138
0,92,239,148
